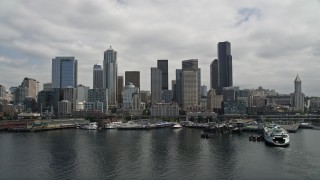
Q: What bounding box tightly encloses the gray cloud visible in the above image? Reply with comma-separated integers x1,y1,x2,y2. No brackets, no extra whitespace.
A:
236,8,261,26
0,0,320,96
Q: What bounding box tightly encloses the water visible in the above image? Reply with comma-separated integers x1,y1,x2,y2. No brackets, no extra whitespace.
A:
0,128,319,180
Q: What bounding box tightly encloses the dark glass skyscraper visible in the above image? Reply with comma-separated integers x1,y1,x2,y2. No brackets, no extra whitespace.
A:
125,71,140,89
151,67,162,103
175,69,182,106
157,60,168,90
93,64,103,89
117,76,124,107
210,59,219,90
218,41,232,89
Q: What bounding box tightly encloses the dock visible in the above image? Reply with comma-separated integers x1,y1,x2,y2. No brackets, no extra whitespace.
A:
273,121,300,133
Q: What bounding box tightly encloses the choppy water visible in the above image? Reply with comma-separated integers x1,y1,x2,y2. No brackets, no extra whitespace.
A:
0,128,319,180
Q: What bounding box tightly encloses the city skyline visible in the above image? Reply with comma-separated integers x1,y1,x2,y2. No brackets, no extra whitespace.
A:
0,0,320,95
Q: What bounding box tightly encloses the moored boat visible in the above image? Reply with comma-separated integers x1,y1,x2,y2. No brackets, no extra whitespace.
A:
117,121,151,130
105,122,123,129
172,123,182,129
300,122,313,129
81,122,98,130
264,124,289,147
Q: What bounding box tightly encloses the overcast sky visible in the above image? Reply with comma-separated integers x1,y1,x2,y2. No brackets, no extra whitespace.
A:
0,0,320,96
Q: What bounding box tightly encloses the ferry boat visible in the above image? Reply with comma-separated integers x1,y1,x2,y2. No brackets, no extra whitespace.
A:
81,122,98,130
264,124,289,147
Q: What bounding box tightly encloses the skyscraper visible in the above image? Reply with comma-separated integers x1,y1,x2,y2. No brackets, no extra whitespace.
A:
218,41,232,89
117,76,124,107
291,75,305,112
157,60,168,90
151,67,162,104
182,59,198,71
172,80,176,101
182,59,201,106
125,71,140,89
93,64,103,89
0,85,6,99
210,59,219,90
103,46,118,106
175,69,182,106
76,84,89,102
52,57,78,88
181,70,198,109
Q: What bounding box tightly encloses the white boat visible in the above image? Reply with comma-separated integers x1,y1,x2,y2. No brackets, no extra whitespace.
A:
172,123,182,129
117,121,151,130
105,122,123,129
81,122,98,130
264,124,289,146
300,122,312,129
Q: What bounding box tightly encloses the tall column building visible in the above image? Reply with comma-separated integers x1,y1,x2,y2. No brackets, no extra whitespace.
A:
181,59,201,109
218,41,233,89
0,85,6,99
157,60,168,90
151,67,162,104
182,59,201,107
175,69,182,106
93,64,103,89
103,46,118,106
210,59,219,90
52,57,78,88
291,75,305,112
117,76,124,107
182,70,198,109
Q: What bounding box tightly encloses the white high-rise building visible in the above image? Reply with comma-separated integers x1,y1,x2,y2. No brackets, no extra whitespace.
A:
58,100,72,116
0,85,6,99
182,70,198,109
207,89,223,111
76,84,89,102
182,59,201,106
103,46,117,106
291,75,305,112
93,64,103,89
21,77,39,99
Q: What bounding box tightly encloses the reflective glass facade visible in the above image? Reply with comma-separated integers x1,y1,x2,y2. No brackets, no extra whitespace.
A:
52,57,78,88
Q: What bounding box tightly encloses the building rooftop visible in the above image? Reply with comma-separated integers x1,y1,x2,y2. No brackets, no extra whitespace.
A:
295,74,301,82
